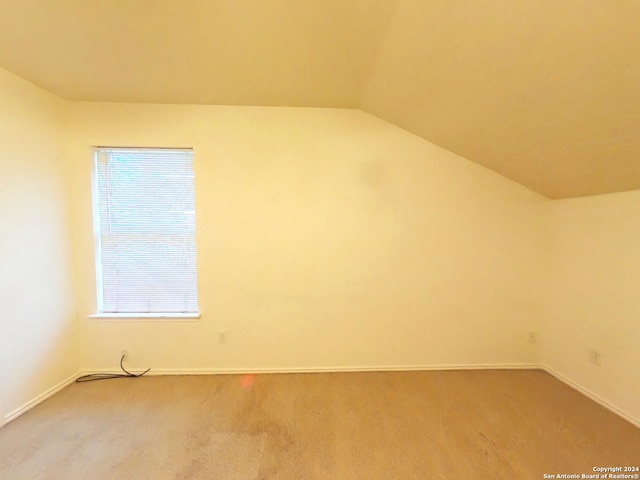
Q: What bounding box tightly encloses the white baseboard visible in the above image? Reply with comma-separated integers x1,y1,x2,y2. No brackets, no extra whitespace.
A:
3,372,80,426
541,365,640,429
79,362,539,376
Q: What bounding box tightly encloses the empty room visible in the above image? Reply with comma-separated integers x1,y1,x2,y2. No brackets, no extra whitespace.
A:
1,0,639,478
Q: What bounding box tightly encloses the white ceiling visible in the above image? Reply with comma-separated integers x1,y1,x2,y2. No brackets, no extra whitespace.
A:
1,0,639,198
0,0,397,106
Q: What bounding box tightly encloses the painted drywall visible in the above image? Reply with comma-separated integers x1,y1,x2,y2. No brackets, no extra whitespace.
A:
0,0,398,107
66,103,546,372
2,82,637,430
0,67,78,425
4,1,640,198
543,190,640,423
363,0,640,198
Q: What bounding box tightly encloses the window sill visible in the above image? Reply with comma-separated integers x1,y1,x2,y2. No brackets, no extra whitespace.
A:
89,313,201,321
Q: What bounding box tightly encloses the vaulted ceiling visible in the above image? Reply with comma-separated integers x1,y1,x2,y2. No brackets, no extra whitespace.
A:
1,0,639,198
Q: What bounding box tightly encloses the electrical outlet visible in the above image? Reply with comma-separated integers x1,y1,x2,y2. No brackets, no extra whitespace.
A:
120,349,128,359
218,331,227,344
527,332,537,344
588,349,602,367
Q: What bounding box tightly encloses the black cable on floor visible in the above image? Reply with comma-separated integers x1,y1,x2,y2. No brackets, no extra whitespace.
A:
75,355,151,383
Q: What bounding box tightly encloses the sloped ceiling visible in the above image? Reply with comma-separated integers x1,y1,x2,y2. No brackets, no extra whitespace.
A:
1,0,639,198
364,0,640,198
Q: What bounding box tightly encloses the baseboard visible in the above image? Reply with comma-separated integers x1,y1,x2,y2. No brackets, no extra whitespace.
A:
541,365,640,429
3,372,80,426
79,362,539,376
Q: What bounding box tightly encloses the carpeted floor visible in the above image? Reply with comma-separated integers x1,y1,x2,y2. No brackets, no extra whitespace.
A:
0,369,638,479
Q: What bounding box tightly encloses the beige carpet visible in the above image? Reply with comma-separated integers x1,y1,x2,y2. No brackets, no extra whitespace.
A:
0,369,638,479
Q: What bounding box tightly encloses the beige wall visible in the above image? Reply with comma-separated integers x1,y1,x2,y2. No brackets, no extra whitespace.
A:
543,190,640,423
0,67,78,424
66,104,546,373
3,80,637,428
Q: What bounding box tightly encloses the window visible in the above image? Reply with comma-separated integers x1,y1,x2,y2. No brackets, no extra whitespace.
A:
92,148,198,316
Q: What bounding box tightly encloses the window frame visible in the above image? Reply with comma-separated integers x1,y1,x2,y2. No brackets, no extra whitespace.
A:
89,146,200,320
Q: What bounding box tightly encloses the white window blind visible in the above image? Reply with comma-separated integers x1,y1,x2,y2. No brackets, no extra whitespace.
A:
93,148,198,314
